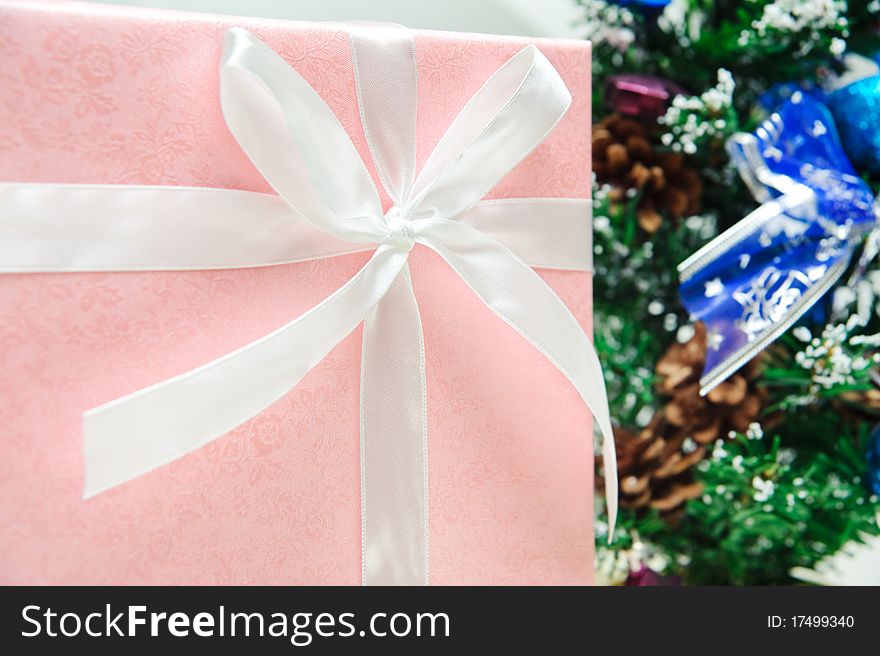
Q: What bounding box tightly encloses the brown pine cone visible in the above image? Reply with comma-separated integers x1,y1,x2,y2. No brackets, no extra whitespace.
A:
831,363,880,420
611,424,706,519
657,323,767,442
599,323,768,522
841,387,880,408
593,113,701,234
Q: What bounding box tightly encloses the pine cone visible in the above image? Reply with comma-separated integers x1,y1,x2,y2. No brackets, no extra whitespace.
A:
657,323,767,443
837,371,880,420
593,113,701,234
600,323,768,522
611,424,706,519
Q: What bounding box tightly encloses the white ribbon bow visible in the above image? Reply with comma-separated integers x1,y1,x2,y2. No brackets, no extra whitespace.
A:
0,26,617,585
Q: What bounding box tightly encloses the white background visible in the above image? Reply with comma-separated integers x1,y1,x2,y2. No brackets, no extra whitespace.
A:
86,0,583,38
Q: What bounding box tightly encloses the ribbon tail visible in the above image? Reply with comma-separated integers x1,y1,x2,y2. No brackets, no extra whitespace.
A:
360,264,429,585
83,246,408,497
418,220,618,540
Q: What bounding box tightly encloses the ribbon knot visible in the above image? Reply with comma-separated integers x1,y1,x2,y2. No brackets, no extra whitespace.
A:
384,207,417,252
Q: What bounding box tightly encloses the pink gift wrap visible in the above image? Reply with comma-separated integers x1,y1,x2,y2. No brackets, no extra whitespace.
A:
0,1,595,585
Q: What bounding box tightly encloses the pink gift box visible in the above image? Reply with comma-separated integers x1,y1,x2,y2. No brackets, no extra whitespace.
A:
0,1,595,584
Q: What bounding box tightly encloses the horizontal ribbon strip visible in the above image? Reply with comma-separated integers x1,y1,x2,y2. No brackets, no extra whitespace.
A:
0,184,592,273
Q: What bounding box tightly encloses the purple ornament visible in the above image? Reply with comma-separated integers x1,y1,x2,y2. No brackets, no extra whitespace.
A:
605,74,686,120
625,565,682,586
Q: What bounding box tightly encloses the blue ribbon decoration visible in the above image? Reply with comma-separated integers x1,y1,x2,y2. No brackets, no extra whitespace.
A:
678,93,879,393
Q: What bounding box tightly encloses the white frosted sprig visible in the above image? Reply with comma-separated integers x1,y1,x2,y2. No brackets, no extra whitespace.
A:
850,334,880,347
659,69,735,154
792,321,880,393
577,0,636,53
752,475,776,503
739,0,847,56
657,0,706,47
594,526,670,586
829,37,846,57
751,0,845,37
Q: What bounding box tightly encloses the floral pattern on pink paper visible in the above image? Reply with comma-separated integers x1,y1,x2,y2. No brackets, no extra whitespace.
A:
0,1,593,585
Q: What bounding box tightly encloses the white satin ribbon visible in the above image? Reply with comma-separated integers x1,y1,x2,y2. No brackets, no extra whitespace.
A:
0,26,616,585
0,185,591,273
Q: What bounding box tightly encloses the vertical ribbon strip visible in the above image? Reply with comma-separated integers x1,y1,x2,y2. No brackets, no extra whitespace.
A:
348,25,428,585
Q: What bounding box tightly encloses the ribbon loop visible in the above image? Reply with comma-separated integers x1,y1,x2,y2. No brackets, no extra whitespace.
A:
348,23,418,205
220,28,386,244
406,45,571,221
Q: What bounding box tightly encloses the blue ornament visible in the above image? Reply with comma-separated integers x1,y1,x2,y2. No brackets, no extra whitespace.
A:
827,75,880,175
867,425,880,496
614,0,670,4
610,0,671,13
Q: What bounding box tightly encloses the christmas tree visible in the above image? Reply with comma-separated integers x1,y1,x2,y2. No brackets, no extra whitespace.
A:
580,0,880,585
